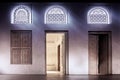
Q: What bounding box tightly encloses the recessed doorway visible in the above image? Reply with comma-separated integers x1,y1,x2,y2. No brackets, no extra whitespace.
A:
88,31,112,75
45,31,68,75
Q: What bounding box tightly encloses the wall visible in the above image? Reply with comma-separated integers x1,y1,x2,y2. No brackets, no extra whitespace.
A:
0,3,120,74
47,45,57,71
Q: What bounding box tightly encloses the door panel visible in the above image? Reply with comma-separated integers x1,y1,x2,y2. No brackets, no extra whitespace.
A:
60,34,65,75
89,34,98,74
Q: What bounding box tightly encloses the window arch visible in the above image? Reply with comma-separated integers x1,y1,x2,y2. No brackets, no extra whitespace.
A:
87,7,110,24
11,5,31,24
45,5,67,24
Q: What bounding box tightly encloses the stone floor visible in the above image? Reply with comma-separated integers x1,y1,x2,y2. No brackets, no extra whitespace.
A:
0,74,120,80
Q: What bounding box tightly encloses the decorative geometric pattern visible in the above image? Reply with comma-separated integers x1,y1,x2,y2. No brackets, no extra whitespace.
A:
87,7,110,24
11,5,31,24
45,6,67,24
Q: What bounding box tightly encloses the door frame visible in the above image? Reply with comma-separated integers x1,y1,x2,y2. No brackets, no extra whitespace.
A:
58,44,60,71
45,30,69,75
88,31,112,75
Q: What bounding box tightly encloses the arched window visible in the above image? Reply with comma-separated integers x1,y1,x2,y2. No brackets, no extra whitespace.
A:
11,5,31,24
87,7,110,24
45,5,67,24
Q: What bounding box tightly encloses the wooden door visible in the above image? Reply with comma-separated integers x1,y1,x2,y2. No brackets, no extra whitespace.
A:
89,34,99,74
11,30,32,64
89,32,111,75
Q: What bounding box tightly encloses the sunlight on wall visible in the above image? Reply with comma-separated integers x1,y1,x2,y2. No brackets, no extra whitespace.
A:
0,55,9,73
